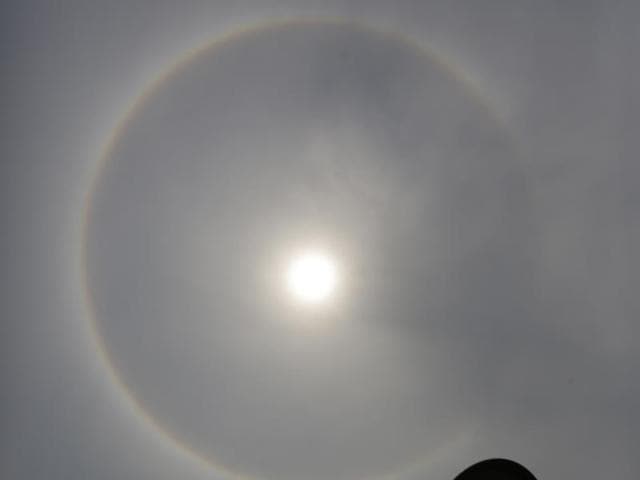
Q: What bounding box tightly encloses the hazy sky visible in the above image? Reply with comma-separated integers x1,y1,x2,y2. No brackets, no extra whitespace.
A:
4,2,639,480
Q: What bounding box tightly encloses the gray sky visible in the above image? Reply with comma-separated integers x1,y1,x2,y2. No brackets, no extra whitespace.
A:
3,2,639,480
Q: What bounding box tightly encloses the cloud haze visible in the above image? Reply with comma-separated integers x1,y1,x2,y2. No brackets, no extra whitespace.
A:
4,2,639,480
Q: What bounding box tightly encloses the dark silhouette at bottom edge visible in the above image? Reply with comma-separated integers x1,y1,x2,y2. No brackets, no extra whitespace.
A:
454,458,538,480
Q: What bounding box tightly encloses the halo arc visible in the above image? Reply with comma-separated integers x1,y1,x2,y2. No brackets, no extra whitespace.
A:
80,16,514,480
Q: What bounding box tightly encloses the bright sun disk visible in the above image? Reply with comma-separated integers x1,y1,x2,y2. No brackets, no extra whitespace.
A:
286,250,338,304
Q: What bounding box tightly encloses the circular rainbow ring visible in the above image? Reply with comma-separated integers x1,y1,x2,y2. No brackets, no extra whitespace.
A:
80,17,512,480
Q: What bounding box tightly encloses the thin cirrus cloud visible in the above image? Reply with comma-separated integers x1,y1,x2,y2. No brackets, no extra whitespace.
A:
3,2,639,480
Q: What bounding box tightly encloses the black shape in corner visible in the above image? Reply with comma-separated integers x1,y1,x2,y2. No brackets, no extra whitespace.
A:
454,458,538,480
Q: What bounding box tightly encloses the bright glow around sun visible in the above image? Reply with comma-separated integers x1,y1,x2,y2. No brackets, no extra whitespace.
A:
286,250,338,304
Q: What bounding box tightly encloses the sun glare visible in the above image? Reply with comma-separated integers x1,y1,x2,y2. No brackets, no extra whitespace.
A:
286,250,338,304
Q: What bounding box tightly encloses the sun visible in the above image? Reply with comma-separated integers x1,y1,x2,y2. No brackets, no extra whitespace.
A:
286,250,339,304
